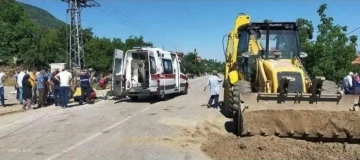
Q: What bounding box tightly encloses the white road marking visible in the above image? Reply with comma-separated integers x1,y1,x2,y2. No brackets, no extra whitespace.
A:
46,77,208,160
46,104,155,160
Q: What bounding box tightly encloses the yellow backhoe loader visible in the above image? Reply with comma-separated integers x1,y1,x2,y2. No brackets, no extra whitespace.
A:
222,13,360,142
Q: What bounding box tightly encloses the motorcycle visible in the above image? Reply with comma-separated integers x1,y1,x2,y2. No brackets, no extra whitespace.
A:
96,77,109,90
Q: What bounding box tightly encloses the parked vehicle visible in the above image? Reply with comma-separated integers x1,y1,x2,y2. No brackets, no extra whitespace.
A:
96,77,109,90
107,47,189,101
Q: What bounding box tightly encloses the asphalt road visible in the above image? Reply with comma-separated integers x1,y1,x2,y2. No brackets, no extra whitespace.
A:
0,75,229,160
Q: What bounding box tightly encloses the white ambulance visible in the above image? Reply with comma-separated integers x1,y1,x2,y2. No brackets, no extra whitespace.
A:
107,47,189,101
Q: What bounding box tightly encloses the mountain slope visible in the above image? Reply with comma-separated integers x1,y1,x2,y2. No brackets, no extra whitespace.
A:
16,1,67,29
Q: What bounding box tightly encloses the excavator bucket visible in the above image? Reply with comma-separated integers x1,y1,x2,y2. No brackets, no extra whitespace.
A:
233,93,360,143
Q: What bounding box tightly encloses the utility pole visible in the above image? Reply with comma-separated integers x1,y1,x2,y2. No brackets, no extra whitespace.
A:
62,0,99,72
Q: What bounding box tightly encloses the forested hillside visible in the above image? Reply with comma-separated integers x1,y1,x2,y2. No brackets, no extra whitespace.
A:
1,0,223,75
1,1,359,81
17,1,66,29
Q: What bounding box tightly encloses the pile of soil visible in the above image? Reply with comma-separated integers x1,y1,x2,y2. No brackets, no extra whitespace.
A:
201,132,360,160
243,110,360,138
322,80,339,94
1,68,17,86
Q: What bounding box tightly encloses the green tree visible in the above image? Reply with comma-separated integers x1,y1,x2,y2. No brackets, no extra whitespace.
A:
84,36,153,71
297,4,358,81
0,0,36,65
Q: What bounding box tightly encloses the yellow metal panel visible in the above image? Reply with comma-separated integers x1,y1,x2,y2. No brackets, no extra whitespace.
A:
263,59,307,93
229,70,239,84
224,14,251,85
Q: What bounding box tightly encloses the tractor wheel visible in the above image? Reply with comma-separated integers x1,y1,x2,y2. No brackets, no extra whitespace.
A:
222,80,233,118
230,80,252,113
233,104,244,136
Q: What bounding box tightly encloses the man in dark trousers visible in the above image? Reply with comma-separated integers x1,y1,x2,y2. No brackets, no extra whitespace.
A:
79,69,92,105
36,70,47,108
204,70,223,109
50,70,60,106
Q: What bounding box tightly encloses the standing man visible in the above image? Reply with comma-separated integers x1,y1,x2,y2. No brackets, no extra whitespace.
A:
36,70,46,108
344,72,354,95
28,69,37,104
55,67,72,109
0,71,6,107
204,70,223,109
13,69,20,100
79,69,92,105
50,70,60,106
16,68,26,104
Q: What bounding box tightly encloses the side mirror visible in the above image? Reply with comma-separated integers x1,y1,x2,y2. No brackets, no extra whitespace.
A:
300,52,308,58
307,28,313,39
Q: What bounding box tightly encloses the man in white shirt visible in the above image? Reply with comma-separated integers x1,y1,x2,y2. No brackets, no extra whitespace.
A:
343,72,354,95
16,69,26,104
55,67,73,108
0,72,6,107
204,70,223,109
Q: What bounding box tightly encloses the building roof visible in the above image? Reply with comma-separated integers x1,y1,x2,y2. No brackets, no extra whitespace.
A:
352,54,360,64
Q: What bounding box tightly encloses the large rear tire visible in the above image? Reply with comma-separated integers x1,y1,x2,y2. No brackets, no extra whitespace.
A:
233,106,244,136
222,80,233,118
230,80,252,111
231,80,251,136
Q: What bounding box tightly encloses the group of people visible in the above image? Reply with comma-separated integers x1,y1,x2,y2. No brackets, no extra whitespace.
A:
343,72,360,95
13,67,74,110
0,67,95,110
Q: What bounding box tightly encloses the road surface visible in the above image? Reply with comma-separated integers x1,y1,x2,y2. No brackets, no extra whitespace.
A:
0,76,229,160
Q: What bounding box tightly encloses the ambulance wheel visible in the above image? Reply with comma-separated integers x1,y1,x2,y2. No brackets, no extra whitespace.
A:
182,83,188,95
129,96,138,101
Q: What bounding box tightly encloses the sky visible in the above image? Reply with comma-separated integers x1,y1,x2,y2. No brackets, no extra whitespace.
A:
17,0,360,61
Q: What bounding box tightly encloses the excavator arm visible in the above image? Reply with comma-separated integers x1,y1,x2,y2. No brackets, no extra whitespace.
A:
224,13,251,85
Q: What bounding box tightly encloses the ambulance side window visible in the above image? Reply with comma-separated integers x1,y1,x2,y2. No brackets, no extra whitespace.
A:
162,59,173,74
149,56,156,74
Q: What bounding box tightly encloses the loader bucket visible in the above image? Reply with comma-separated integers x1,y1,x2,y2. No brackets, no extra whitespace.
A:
233,93,360,143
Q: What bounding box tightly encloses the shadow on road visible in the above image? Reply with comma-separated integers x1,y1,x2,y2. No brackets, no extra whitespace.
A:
112,94,178,105
2,103,17,107
224,121,234,134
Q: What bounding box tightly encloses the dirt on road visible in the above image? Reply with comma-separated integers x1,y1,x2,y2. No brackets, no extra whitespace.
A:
201,132,360,160
199,110,360,160
244,110,360,138
145,110,360,160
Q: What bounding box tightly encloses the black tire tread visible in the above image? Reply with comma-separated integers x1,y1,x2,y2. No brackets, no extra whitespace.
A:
231,80,251,137
230,80,252,110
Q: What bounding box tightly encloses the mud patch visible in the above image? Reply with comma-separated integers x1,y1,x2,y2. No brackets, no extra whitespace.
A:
201,132,360,160
243,110,360,138
121,121,221,150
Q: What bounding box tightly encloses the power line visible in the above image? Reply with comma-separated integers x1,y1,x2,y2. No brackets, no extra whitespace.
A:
346,26,360,35
96,1,174,50
98,0,144,33
96,7,143,34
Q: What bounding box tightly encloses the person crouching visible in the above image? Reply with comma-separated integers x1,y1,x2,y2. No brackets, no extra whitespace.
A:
79,69,92,105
